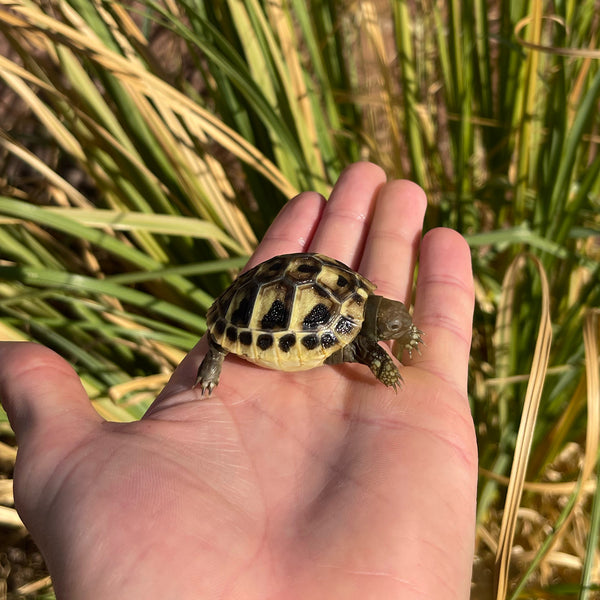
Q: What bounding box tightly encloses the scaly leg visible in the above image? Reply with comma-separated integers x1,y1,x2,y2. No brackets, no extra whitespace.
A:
325,335,402,391
195,339,227,396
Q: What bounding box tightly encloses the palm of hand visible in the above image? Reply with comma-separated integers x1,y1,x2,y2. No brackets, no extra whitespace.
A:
1,164,477,599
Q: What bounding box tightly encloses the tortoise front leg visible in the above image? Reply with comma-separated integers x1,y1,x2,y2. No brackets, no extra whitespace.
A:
325,335,402,390
359,339,402,390
195,338,227,396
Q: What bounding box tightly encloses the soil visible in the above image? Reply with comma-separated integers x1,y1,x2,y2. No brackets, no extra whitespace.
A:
0,434,52,599
0,527,50,599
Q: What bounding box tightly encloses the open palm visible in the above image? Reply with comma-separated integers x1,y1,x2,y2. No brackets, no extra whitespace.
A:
0,163,477,599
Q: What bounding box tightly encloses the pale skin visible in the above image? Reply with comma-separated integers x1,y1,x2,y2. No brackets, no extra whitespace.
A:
0,162,477,599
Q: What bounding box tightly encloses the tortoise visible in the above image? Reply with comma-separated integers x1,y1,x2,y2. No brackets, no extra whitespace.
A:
195,252,423,395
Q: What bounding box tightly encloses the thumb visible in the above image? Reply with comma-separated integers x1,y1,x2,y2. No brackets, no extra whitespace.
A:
0,342,101,447
0,342,104,558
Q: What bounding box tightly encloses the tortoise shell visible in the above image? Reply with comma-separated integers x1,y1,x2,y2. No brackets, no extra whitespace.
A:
205,253,376,371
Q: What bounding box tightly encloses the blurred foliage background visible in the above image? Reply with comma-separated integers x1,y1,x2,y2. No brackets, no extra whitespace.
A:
0,0,598,598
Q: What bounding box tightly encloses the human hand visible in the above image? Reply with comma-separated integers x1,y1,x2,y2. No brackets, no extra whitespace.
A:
0,162,477,599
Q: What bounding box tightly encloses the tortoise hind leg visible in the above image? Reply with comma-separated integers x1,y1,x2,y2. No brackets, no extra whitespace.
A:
195,339,227,396
325,336,402,391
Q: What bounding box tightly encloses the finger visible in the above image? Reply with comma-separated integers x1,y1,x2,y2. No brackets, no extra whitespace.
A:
245,191,325,270
411,228,474,394
359,179,427,302
0,342,101,445
308,162,386,267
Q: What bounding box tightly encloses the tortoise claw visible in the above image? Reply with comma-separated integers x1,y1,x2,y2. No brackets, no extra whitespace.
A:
195,378,216,397
405,325,424,358
387,371,402,393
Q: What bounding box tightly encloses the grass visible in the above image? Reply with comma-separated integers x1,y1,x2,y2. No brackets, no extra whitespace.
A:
0,0,599,598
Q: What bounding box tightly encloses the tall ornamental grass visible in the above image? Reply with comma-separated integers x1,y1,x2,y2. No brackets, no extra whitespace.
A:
0,1,598,598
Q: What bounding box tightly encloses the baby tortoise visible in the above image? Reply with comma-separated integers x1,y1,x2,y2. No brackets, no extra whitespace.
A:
195,252,423,395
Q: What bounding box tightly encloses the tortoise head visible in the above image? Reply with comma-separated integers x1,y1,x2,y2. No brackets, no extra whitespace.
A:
369,295,414,341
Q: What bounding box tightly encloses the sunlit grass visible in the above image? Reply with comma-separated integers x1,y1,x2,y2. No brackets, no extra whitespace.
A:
0,1,599,598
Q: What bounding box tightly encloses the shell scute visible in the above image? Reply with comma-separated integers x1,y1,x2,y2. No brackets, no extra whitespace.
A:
286,260,322,283
256,333,274,350
253,281,294,330
228,283,257,327
301,333,320,350
335,316,357,337
278,333,296,352
301,301,334,330
239,331,252,346
260,298,289,330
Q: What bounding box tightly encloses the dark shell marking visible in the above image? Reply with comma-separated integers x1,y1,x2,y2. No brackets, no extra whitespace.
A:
205,253,374,371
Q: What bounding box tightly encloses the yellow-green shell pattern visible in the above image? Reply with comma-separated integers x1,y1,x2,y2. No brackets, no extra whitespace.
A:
206,253,376,371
